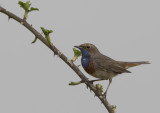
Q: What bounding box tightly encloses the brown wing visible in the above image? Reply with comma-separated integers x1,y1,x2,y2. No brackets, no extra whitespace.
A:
93,54,131,74
106,62,131,74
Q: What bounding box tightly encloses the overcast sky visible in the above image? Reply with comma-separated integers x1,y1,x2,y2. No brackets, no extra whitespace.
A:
0,0,160,113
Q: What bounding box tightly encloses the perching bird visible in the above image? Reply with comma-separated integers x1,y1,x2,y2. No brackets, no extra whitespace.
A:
74,43,149,97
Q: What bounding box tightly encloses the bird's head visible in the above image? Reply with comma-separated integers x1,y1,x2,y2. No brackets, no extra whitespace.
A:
74,43,100,57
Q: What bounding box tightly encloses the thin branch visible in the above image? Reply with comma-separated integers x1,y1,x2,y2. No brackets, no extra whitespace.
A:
0,6,115,113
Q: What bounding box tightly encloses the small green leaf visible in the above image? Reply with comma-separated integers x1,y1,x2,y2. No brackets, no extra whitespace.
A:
40,27,53,36
40,27,53,45
69,81,82,85
29,7,39,12
31,37,38,44
25,1,31,10
18,1,31,11
18,1,26,9
73,48,81,56
95,84,103,93
18,1,39,20
72,48,81,62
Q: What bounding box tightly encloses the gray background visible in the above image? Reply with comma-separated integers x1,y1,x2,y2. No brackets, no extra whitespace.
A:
0,0,159,113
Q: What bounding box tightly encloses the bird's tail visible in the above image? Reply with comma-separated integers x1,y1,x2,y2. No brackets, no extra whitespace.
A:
121,61,150,69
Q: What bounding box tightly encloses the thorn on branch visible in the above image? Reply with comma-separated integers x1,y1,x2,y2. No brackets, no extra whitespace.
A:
53,52,57,56
55,51,62,58
86,84,89,89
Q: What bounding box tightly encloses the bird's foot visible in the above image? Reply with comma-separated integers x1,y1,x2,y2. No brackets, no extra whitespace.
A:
88,79,104,84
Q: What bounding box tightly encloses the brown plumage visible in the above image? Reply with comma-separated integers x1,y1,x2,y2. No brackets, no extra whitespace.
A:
75,43,150,97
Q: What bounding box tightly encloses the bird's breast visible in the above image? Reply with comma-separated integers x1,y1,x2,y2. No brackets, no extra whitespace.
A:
81,58,96,75
81,57,90,68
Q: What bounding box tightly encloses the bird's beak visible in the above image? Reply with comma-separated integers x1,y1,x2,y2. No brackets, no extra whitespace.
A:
74,45,82,49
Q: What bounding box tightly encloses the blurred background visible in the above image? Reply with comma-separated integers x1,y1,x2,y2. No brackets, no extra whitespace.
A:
0,0,159,113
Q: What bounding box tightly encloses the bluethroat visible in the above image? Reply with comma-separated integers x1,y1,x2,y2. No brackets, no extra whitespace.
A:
74,43,149,97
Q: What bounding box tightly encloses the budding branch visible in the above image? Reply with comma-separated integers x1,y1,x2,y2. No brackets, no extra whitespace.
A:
0,5,115,113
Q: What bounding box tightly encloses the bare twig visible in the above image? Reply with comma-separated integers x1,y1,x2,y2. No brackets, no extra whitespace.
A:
0,6,115,113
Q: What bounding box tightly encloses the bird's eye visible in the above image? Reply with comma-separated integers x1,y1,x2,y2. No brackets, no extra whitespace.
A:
86,46,90,49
